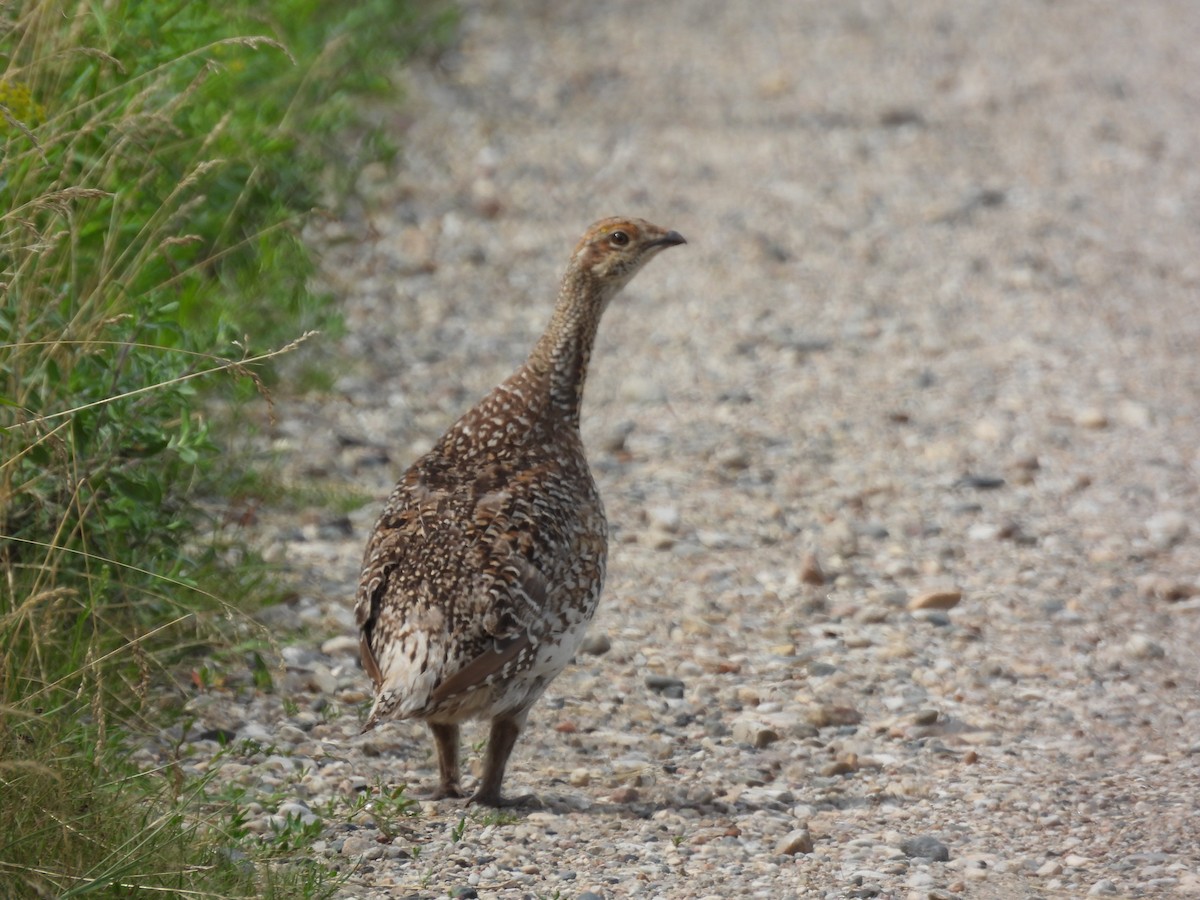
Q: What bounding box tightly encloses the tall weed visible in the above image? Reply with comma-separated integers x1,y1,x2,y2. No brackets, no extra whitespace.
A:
0,0,452,894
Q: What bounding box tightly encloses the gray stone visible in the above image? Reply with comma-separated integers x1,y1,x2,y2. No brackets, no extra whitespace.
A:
237,722,273,744
645,674,685,698
911,609,952,627
580,632,612,656
714,446,751,470
275,723,308,744
340,834,383,859
276,800,319,827
740,787,795,807
900,835,950,861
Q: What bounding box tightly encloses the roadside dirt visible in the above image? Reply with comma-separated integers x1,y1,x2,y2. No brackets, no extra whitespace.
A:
222,3,1200,897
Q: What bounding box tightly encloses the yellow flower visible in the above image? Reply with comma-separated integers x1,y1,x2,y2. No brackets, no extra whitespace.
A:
0,79,47,134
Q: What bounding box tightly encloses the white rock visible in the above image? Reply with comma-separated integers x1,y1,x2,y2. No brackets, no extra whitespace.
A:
968,522,1002,541
321,634,359,655
1116,400,1152,428
238,722,273,743
1145,510,1189,547
647,505,682,532
1124,633,1166,660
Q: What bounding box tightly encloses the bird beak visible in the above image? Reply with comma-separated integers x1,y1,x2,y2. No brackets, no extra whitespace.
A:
652,230,687,248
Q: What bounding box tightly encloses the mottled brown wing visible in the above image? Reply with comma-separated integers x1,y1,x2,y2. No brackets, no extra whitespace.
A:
355,456,557,710
428,556,548,704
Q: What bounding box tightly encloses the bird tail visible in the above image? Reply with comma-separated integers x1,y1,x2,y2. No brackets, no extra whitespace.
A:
360,687,411,733
361,698,384,734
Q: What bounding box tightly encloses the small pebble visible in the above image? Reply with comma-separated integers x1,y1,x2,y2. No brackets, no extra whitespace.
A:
910,609,952,626
620,375,668,403
732,717,781,749
1124,633,1166,660
807,705,863,727
645,674,686,698
647,505,681,532
579,633,612,656
320,634,359,656
775,826,814,855
598,421,635,453
799,549,826,585
957,473,1006,490
1074,407,1109,429
908,589,962,611
1145,511,1189,548
714,446,751,470
819,754,860,777
1136,574,1196,602
906,708,940,727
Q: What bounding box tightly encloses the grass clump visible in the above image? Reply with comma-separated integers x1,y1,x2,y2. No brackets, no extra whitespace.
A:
0,0,453,895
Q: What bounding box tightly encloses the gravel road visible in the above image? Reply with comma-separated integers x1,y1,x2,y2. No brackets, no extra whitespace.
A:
180,2,1200,897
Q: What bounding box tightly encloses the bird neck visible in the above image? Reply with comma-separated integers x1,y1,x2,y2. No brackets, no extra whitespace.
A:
524,268,613,428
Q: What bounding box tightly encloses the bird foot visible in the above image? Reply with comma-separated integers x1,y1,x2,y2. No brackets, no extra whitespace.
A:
425,783,468,801
467,789,542,809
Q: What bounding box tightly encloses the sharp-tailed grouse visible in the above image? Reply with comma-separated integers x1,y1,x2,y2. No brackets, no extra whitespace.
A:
355,217,685,806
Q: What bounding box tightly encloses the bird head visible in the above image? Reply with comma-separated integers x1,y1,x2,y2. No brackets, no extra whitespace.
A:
569,217,686,298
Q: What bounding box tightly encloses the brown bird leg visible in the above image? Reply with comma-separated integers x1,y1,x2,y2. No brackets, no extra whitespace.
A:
470,710,537,807
428,722,466,799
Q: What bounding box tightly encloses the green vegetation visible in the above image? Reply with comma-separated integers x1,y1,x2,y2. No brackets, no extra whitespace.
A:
0,0,453,895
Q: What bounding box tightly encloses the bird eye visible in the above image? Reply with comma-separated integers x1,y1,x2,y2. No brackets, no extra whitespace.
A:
609,231,630,247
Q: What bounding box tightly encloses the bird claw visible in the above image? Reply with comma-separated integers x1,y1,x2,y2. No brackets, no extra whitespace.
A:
426,784,468,801
467,789,541,809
